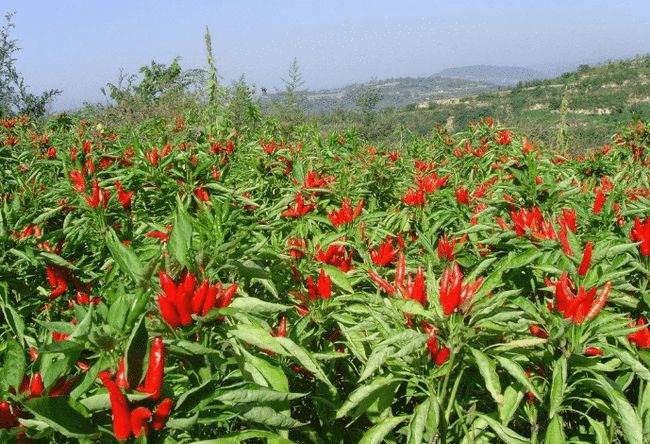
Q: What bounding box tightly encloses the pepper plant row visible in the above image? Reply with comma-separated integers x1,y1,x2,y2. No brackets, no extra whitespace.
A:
0,114,649,443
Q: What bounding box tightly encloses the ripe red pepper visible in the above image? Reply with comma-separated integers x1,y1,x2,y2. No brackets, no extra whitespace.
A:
578,241,593,276
99,373,131,441
152,398,173,430
395,252,405,289
368,268,396,295
142,336,164,400
585,347,604,356
116,357,129,390
201,282,221,316
585,281,611,321
0,401,19,429
177,273,196,325
192,279,209,314
277,317,287,337
157,294,181,327
29,372,44,398
130,406,152,437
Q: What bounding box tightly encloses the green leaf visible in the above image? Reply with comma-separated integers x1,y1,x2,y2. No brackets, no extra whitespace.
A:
237,405,305,428
471,348,503,405
477,414,530,444
193,430,296,444
322,264,354,293
504,249,541,269
496,356,540,400
544,416,565,444
228,297,289,314
168,201,193,267
359,415,408,444
230,324,287,356
26,396,95,438
0,293,25,344
499,386,523,425
4,339,25,390
105,228,144,284
549,356,566,419
407,398,431,444
125,316,148,389
276,336,334,389
241,349,289,393
337,375,394,419
607,347,650,381
592,374,643,443
215,386,306,404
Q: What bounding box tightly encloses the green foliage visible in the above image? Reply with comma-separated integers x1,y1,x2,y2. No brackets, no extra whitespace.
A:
0,12,60,118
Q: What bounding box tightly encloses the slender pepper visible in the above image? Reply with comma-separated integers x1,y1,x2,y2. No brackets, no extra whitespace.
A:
159,271,177,303
115,357,129,390
142,336,164,400
29,373,44,398
578,241,593,276
395,253,405,289
152,398,173,431
99,373,131,441
201,283,221,317
368,269,395,295
585,282,611,320
192,279,209,314
130,406,152,437
177,273,195,325
157,294,181,327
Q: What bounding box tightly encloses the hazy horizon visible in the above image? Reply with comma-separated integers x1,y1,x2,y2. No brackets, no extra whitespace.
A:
8,0,650,111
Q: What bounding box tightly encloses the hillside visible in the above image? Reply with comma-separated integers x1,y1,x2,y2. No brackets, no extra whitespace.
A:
262,76,500,115
437,65,547,86
317,55,650,151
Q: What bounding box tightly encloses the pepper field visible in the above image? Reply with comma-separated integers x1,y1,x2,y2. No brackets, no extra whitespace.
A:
0,114,649,443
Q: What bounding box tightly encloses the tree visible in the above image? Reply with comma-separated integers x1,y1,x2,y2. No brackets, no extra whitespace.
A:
354,84,382,115
275,57,306,133
228,74,260,129
354,83,382,138
0,12,60,118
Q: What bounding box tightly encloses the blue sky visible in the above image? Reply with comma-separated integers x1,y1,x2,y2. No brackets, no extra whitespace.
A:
8,0,650,110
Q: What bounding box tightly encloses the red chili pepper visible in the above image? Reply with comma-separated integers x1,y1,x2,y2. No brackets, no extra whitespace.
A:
159,271,177,303
395,252,405,289
0,401,19,429
29,373,44,398
578,241,593,277
177,273,196,325
277,317,287,337
368,269,395,295
130,407,152,437
99,373,131,441
585,347,604,356
152,398,173,431
201,283,221,316
529,325,548,339
217,284,238,308
192,279,209,314
585,281,611,321
116,357,129,390
157,294,181,327
142,337,164,400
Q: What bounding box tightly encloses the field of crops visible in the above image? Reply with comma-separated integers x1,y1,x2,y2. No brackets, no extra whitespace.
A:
0,114,649,443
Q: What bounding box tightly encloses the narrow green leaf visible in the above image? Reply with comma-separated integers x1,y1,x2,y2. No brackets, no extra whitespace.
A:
26,396,95,438
359,416,408,444
125,316,148,389
471,348,503,405
549,356,566,419
105,228,144,284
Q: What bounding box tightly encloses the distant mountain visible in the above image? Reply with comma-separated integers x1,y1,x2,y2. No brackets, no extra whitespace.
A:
261,76,500,115
436,65,548,86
